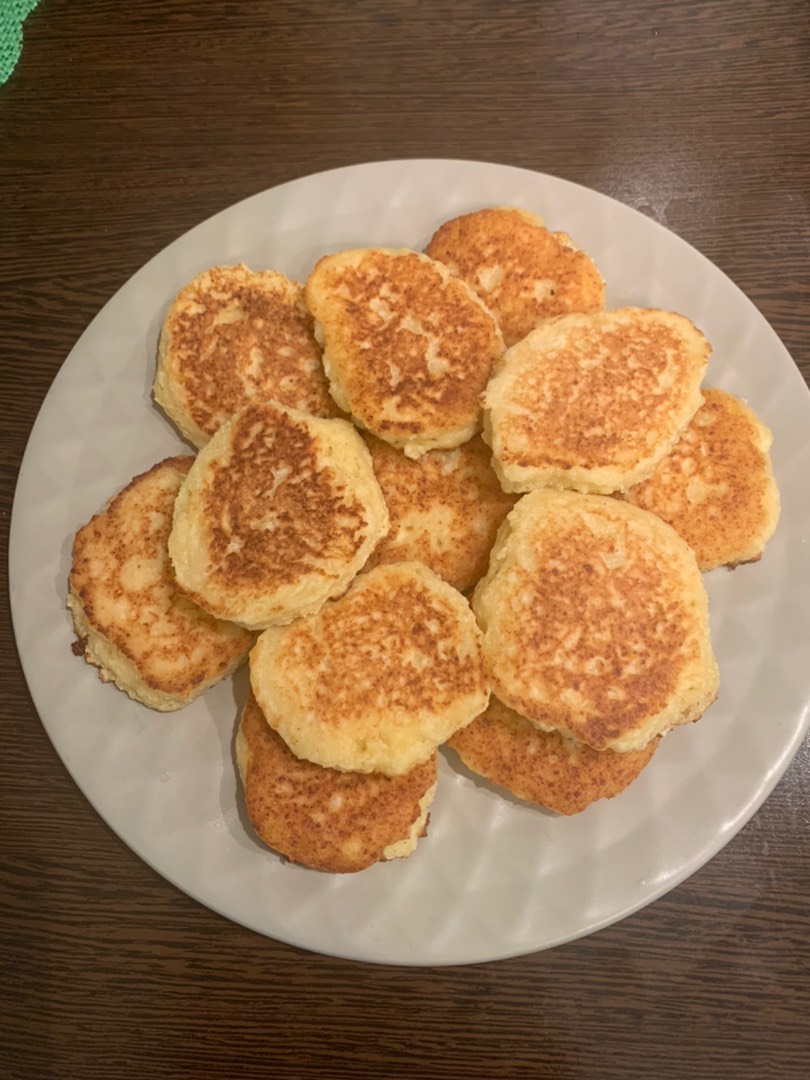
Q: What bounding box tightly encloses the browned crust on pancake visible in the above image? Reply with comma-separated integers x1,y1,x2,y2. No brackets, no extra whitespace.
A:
448,697,659,815
426,207,605,346
203,409,365,590
69,457,254,702
363,434,517,591
157,265,337,445
238,693,436,873
170,403,383,627
250,562,489,775
484,308,710,493
623,389,780,570
306,249,503,451
473,492,718,752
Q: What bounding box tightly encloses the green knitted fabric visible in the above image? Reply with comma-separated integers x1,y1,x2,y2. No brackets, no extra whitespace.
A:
0,0,40,86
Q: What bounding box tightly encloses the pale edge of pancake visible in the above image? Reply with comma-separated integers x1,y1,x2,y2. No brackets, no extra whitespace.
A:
234,725,437,865
153,318,210,450
740,406,781,562
502,205,546,228
717,398,780,565
381,779,437,860
67,588,247,712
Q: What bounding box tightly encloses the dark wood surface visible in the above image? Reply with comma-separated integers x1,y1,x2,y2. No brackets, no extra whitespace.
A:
2,2,808,1077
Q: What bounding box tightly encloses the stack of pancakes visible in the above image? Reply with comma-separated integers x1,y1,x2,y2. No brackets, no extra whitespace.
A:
68,202,780,873
243,562,488,872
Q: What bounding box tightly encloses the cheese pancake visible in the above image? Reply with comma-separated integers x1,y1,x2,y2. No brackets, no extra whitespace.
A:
168,402,389,631
362,434,517,592
426,207,605,347
250,562,489,776
236,693,437,873
624,389,780,570
67,457,254,711
305,248,504,458
154,264,337,448
448,696,659,815
473,491,718,753
484,308,710,494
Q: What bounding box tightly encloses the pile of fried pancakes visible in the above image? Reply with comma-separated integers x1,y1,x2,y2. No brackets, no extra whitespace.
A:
68,206,780,873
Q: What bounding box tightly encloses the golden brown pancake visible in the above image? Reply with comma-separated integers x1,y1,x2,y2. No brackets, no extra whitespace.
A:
448,696,659,815
236,693,437,873
168,401,389,631
472,491,719,752
623,389,780,570
250,562,490,776
67,457,254,711
362,433,518,592
426,207,605,347
154,264,338,448
305,248,504,457
483,307,710,494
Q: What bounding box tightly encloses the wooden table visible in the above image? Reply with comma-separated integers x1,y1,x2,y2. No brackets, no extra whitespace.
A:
2,3,808,1077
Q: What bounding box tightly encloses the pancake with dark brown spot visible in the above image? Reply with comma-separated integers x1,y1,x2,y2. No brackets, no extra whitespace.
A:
305,248,504,458
250,561,490,776
472,490,719,753
168,401,389,630
623,388,780,570
426,207,605,347
67,457,254,711
448,696,659,815
154,264,338,448
362,433,518,592
236,693,437,873
484,307,710,494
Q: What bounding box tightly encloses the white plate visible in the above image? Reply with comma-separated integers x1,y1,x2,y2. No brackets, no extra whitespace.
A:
10,159,810,966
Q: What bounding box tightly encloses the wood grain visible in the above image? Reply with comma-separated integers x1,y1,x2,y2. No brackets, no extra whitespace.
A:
1,2,808,1078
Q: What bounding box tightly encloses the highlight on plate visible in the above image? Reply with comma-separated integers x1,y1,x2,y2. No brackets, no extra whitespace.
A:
66,203,780,873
